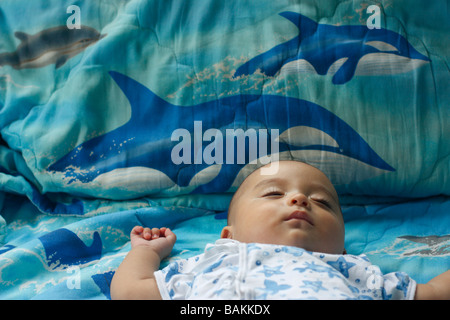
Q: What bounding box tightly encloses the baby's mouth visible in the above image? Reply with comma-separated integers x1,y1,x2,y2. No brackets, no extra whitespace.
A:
285,210,314,226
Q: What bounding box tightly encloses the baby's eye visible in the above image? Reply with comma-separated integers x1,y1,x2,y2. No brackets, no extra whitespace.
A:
311,197,331,208
262,190,284,197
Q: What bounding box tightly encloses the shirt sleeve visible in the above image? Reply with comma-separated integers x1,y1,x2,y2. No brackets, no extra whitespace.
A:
154,260,195,300
382,271,417,300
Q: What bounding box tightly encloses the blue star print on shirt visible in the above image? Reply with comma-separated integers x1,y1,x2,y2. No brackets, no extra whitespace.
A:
395,272,410,298
262,279,291,295
165,261,179,282
327,256,356,278
301,280,327,293
294,261,342,278
279,246,305,256
259,265,284,277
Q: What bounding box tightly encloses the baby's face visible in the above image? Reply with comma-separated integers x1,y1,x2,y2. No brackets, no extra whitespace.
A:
222,161,345,254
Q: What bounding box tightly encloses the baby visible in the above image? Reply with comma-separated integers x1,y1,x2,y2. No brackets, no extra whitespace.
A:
111,160,449,300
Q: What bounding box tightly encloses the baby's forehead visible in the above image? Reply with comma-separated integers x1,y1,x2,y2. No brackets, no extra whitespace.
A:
246,161,320,182
241,161,335,193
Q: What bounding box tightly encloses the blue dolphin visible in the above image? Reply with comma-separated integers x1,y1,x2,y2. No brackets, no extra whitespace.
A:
234,12,430,84
39,228,102,269
91,271,115,299
47,71,394,195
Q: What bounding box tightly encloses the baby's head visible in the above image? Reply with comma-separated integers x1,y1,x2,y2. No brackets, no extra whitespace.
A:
222,160,345,254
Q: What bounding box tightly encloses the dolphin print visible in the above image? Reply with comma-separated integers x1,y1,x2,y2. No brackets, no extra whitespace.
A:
0,25,106,69
398,235,450,256
47,71,394,196
234,12,430,84
39,228,102,269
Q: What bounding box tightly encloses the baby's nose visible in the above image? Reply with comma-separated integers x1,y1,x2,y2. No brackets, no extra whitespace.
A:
288,193,309,207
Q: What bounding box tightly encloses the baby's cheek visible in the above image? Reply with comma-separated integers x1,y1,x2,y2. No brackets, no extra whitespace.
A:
322,219,345,252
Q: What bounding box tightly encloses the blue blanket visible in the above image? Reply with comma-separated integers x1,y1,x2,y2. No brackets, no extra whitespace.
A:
0,0,448,299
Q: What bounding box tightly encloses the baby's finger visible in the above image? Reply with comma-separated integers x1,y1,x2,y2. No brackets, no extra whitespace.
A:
143,227,152,240
151,227,160,239
163,228,177,245
158,227,172,238
131,225,144,236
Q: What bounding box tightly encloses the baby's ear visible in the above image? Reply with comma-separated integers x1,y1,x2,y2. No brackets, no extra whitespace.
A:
220,226,233,239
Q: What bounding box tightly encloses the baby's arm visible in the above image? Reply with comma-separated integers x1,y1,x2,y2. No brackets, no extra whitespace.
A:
415,270,450,300
110,226,176,300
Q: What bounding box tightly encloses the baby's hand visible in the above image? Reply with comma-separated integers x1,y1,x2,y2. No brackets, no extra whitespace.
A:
130,226,176,260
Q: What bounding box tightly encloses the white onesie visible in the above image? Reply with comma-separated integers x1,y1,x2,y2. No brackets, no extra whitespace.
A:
154,239,416,300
